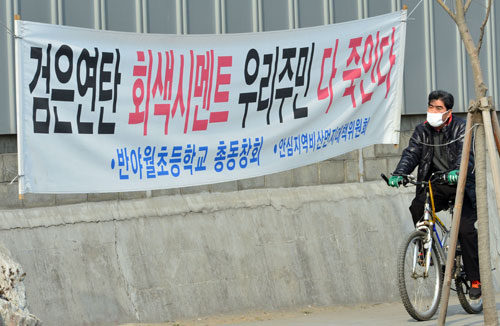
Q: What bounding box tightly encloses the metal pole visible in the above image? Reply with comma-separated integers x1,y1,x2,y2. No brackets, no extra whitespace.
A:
437,111,473,325
13,14,24,201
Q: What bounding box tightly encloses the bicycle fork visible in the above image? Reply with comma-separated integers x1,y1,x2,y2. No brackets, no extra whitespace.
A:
414,201,434,277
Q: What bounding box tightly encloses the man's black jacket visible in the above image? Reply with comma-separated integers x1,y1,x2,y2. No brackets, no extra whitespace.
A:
393,116,476,206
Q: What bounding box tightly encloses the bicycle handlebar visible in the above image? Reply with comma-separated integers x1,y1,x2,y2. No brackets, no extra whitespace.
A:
380,173,390,184
381,171,450,187
380,173,412,187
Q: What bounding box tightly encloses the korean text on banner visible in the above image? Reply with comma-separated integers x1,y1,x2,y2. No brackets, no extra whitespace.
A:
15,11,407,194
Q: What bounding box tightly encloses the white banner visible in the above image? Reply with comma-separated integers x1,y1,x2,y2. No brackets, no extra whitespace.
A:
15,11,406,194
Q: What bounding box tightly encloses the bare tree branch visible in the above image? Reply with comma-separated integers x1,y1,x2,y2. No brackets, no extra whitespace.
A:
436,0,457,22
464,0,473,14
477,0,492,54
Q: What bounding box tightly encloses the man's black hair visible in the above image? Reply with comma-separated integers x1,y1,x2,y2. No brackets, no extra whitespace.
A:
428,90,454,110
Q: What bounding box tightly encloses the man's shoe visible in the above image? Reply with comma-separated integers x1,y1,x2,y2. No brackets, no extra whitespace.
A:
469,280,481,300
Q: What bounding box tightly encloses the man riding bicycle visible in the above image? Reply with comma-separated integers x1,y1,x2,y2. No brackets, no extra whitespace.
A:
388,90,481,300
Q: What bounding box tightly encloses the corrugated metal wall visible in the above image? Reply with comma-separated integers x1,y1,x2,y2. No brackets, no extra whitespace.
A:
1,0,498,134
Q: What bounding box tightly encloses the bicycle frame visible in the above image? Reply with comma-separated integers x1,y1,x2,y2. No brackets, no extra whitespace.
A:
390,171,483,320
414,179,450,277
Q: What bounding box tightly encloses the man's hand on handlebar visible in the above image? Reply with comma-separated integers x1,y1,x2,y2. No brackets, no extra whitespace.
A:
381,173,414,187
388,175,404,188
446,170,459,185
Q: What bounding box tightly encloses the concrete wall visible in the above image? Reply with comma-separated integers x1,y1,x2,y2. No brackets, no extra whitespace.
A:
0,178,499,326
0,182,417,325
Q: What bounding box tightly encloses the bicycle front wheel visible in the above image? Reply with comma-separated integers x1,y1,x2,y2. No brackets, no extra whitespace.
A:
398,230,443,321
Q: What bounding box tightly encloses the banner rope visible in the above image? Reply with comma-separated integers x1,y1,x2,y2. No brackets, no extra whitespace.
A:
6,168,22,184
10,175,19,185
408,0,425,19
0,19,21,38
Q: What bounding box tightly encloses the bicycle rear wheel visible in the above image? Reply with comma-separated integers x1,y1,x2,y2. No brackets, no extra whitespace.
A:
455,255,483,314
398,230,443,321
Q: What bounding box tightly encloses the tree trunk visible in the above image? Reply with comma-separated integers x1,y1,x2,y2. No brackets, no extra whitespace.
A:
437,112,473,325
424,2,495,323
474,111,498,326
483,107,500,229
453,1,496,323
454,0,487,98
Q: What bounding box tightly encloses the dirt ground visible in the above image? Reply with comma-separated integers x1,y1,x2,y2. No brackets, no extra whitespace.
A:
118,303,371,326
117,296,495,326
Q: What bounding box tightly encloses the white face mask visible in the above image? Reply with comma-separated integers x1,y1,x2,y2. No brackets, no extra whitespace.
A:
427,110,449,127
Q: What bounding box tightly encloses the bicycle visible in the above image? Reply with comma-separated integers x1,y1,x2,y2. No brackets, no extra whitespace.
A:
382,171,483,321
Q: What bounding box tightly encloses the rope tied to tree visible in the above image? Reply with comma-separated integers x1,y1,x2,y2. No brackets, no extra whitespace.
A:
468,97,494,113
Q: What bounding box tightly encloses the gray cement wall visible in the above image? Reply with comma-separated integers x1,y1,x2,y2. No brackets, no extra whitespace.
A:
0,179,499,326
0,182,413,326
